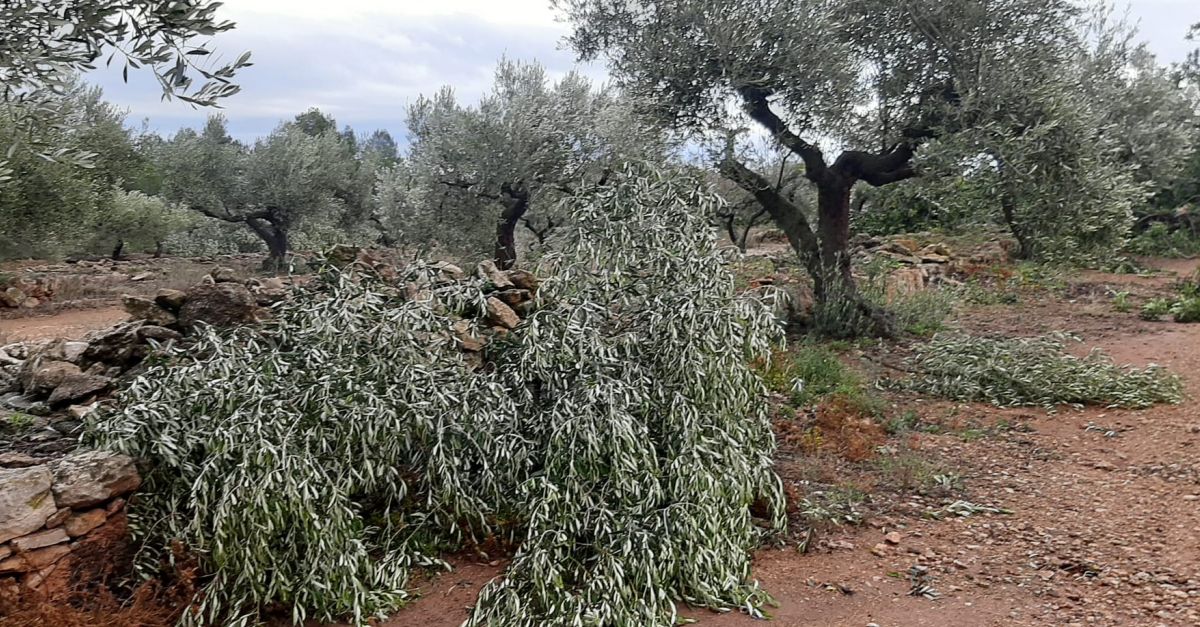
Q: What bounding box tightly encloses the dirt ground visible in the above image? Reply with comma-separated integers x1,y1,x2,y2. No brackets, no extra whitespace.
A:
380,258,1200,627
0,307,127,342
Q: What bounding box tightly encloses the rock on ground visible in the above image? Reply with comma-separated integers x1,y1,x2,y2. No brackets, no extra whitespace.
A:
51,451,141,510
0,466,55,544
177,282,261,331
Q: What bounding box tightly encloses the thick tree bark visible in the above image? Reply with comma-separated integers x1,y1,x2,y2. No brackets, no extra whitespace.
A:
495,182,530,270
154,241,164,259
245,217,289,269
816,176,855,288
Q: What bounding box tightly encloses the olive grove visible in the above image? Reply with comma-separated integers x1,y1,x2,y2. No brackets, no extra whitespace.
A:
554,0,1200,332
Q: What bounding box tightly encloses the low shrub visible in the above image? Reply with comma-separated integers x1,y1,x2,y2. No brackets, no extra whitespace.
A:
1140,282,1200,323
895,333,1183,409
1126,222,1200,258
762,344,880,413
857,258,956,337
885,287,956,336
1173,296,1200,322
88,166,786,626
1141,297,1173,320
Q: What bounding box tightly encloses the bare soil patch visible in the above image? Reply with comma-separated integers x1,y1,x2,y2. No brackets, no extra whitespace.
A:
0,307,127,343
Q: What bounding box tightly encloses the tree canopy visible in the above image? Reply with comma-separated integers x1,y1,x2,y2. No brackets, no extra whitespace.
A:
156,113,361,264
398,59,666,267
555,0,1118,333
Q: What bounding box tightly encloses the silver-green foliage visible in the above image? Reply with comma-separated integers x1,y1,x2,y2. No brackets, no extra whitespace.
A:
0,1,249,182
465,166,785,626
899,333,1183,409
88,164,785,626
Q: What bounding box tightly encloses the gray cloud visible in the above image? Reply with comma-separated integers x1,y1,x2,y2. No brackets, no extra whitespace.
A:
89,1,1197,143
90,10,593,142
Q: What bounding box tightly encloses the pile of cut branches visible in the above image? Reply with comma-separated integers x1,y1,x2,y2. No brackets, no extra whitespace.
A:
896,333,1183,409
88,165,785,626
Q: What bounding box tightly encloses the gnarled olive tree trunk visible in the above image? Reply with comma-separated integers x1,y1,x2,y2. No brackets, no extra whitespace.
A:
494,182,530,270
716,88,937,337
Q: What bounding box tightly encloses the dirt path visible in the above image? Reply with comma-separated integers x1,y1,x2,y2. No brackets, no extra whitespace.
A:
384,264,1200,627
0,307,127,342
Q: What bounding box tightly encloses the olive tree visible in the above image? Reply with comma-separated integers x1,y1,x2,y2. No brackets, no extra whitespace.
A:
0,80,147,258
0,1,248,182
159,114,359,265
1159,24,1200,212
557,0,1086,331
403,59,662,268
1080,15,1200,200
87,189,192,259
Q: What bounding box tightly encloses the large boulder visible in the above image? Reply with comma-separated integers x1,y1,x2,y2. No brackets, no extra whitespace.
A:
177,282,261,331
81,322,145,369
51,451,141,510
0,466,56,544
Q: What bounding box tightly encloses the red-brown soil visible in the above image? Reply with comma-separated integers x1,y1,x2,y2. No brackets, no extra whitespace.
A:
0,307,127,342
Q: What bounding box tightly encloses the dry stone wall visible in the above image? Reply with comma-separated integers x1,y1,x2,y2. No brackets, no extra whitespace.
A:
0,451,140,594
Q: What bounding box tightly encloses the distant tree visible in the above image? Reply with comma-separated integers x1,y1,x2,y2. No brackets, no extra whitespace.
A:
557,0,1096,333
0,80,146,258
404,59,662,267
363,129,400,165
88,189,191,259
159,115,359,266
0,1,249,182
293,108,338,137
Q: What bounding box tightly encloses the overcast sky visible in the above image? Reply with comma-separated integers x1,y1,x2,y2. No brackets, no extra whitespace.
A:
89,0,1199,143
